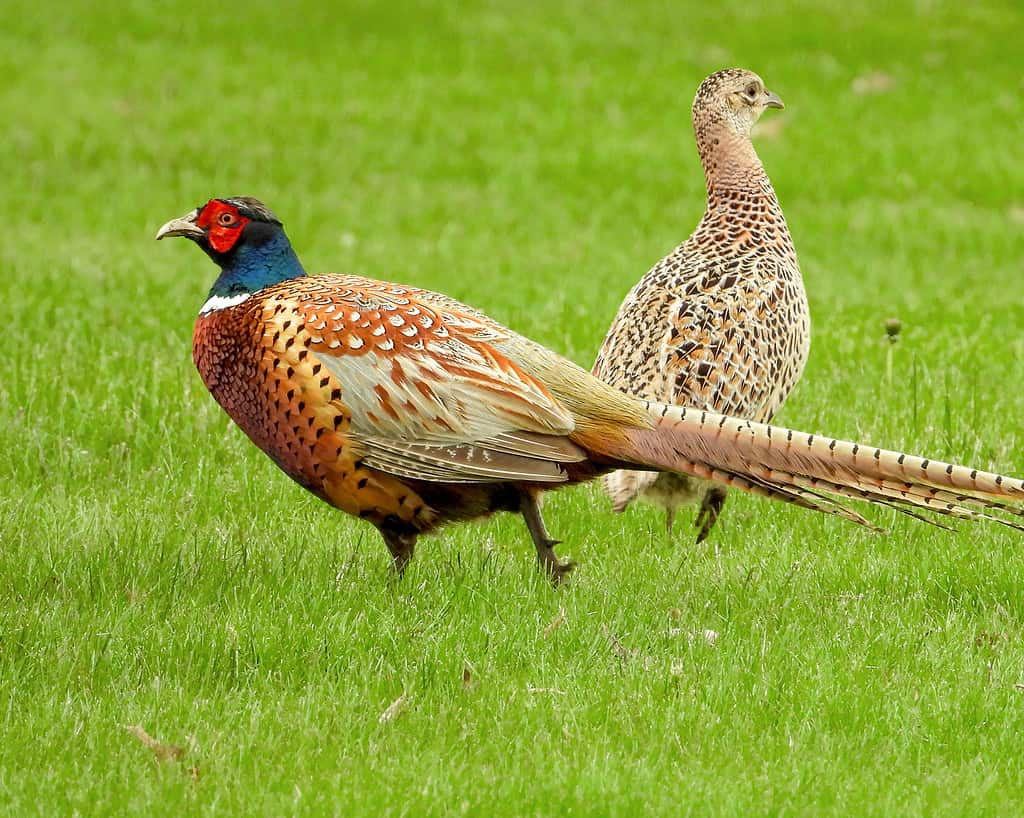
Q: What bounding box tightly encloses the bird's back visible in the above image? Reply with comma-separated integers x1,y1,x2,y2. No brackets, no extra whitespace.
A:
191,273,649,534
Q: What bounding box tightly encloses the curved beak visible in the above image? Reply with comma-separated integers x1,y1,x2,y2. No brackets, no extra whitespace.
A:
156,208,204,241
763,89,785,110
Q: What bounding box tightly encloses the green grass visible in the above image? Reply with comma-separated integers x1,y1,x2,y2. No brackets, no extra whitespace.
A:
3,0,1024,814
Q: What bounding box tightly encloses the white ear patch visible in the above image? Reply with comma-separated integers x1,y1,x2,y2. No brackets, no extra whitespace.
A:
198,292,252,315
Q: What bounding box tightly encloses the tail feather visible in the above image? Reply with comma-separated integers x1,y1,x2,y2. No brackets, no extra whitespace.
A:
750,467,1024,528
595,401,1024,531
692,463,880,529
763,469,1024,531
769,474,955,530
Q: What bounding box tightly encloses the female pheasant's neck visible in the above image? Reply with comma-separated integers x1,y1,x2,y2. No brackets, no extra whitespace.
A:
201,231,306,315
698,125,772,203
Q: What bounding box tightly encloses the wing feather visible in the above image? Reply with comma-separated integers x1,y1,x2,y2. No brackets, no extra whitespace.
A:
272,275,585,484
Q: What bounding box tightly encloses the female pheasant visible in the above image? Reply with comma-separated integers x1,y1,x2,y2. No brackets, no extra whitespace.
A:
594,68,807,541
159,197,1024,581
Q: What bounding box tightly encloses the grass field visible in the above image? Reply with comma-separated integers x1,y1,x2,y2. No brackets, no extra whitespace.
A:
3,0,1024,814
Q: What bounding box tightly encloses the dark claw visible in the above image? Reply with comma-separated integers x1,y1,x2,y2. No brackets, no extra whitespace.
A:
542,556,576,587
520,489,574,583
695,515,714,544
694,487,727,544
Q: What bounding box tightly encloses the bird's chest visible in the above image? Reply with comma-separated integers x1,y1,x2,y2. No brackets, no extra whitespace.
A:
660,246,810,418
670,250,806,341
192,303,319,488
191,302,430,527
193,305,268,435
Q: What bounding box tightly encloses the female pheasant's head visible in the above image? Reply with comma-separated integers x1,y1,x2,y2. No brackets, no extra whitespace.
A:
157,197,306,309
692,68,784,141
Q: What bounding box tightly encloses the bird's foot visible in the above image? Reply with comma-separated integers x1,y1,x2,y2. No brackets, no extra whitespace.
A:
694,488,727,544
520,490,575,585
694,514,714,544
381,526,417,577
536,540,576,586
390,551,412,577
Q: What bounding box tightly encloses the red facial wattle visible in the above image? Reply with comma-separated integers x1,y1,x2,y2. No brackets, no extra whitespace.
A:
195,200,252,254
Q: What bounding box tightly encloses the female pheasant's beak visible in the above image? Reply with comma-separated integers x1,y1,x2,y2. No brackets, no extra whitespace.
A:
763,90,784,110
156,209,205,241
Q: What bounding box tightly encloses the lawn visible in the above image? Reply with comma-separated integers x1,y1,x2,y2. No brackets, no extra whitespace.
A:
2,0,1024,815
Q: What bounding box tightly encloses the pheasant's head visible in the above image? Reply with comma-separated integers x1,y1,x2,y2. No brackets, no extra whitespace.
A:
156,197,284,261
158,197,306,305
692,68,783,141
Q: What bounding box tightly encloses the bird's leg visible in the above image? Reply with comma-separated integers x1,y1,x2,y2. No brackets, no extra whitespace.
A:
379,524,417,576
665,507,676,535
519,490,575,584
694,487,727,544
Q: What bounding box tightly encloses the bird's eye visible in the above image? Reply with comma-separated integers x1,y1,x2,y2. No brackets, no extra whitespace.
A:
217,212,236,227
745,83,759,99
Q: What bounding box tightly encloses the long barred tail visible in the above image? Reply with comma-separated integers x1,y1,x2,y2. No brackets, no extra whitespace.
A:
605,401,1024,531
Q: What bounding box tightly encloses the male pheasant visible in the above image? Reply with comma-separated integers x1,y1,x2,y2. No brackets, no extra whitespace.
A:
159,197,1024,581
594,68,807,541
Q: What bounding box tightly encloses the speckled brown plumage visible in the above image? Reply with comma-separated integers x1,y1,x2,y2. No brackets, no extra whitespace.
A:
193,275,600,532
159,197,1024,583
593,68,809,540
